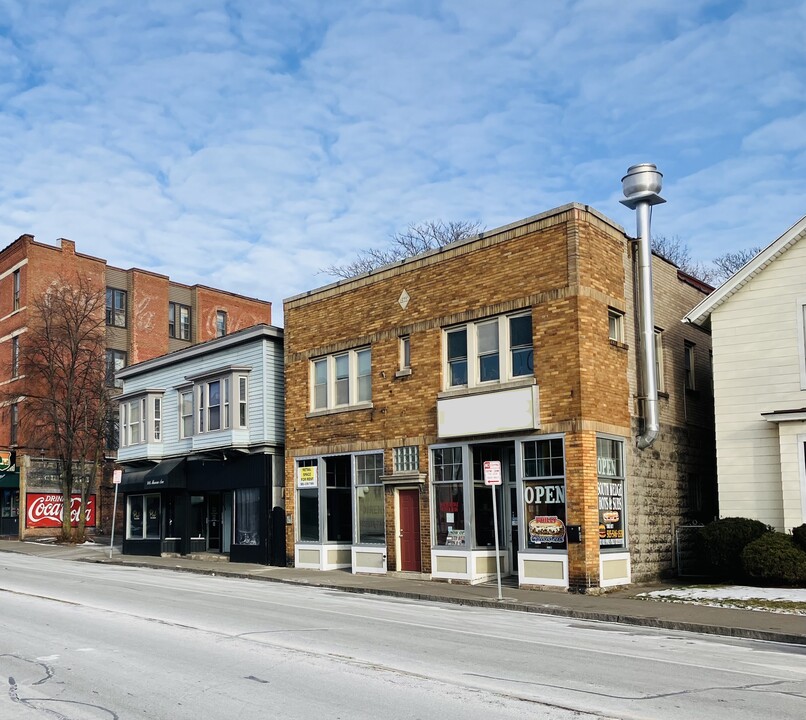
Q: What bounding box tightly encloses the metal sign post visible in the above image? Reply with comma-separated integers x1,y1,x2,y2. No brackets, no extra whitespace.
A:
109,469,122,559
483,460,503,601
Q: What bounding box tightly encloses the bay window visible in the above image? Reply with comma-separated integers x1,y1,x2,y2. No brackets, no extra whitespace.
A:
119,392,164,447
444,312,533,389
185,372,246,436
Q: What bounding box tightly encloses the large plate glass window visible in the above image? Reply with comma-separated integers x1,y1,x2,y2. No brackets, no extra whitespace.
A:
126,494,160,539
355,453,384,544
597,437,626,549
235,487,260,546
325,456,352,542
522,437,567,550
297,459,319,542
432,446,465,546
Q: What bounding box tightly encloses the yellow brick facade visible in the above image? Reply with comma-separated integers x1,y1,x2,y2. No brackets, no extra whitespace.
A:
284,203,714,588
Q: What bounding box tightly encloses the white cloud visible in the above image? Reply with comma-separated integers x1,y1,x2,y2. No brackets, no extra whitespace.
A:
0,0,805,324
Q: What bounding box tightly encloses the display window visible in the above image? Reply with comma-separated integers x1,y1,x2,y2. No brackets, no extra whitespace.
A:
127,494,160,540
432,447,465,546
597,436,626,549
521,437,567,550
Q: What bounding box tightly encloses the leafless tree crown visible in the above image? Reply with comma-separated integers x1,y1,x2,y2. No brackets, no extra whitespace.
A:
323,219,483,279
651,234,761,286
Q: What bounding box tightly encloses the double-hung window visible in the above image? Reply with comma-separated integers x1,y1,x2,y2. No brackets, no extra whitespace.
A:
310,347,372,411
106,288,126,327
169,302,191,340
181,371,248,437
684,341,696,390
608,309,624,343
11,336,19,378
12,269,20,311
216,310,227,337
444,312,533,389
105,349,126,388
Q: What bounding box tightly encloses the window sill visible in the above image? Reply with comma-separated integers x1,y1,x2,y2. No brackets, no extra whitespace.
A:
306,402,374,419
658,391,670,399
380,472,426,485
609,340,629,351
438,376,536,399
394,368,412,378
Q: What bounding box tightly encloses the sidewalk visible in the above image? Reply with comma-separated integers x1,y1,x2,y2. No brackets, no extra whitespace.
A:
2,538,804,646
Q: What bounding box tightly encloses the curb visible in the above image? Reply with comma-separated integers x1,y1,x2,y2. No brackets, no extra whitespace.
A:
77,557,806,647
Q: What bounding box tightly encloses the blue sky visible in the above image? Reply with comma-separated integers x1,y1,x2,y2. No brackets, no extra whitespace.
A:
1,1,805,323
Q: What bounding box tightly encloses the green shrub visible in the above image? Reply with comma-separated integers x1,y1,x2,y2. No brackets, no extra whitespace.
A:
792,524,806,553
699,517,770,580
742,532,806,586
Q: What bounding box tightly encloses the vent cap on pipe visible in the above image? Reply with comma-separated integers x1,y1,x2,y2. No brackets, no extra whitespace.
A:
620,163,666,209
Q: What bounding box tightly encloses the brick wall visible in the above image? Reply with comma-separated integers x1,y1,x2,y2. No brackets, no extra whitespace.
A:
195,286,272,341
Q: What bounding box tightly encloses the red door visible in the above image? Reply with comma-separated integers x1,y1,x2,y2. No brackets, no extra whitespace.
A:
399,489,421,572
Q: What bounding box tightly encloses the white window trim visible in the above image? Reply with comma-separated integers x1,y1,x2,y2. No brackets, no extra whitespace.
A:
443,312,533,390
178,370,250,438
179,387,194,439
797,297,806,390
310,347,372,411
608,309,624,343
684,341,696,391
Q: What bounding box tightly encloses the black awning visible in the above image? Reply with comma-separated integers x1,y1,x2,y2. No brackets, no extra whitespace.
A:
122,458,186,493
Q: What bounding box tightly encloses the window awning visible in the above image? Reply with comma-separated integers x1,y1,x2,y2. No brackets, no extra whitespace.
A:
0,471,19,489
122,458,187,493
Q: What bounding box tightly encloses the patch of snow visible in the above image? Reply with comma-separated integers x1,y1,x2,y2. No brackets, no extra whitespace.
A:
645,586,806,602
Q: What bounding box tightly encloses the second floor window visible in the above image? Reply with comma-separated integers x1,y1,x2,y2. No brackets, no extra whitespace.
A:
182,372,248,437
684,341,696,390
120,394,164,447
10,402,18,445
106,288,126,327
169,302,191,340
608,309,624,343
311,348,371,411
444,313,533,390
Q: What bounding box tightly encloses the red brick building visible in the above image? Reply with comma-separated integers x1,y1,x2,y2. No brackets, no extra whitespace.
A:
283,203,716,590
0,234,271,540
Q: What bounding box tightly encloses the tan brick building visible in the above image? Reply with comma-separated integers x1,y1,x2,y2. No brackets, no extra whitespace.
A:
0,234,272,540
283,203,716,589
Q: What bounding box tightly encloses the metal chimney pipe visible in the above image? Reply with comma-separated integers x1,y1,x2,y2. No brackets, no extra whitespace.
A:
620,164,666,449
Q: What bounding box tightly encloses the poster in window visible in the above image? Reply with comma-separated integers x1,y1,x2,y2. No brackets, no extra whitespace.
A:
598,480,625,548
523,482,566,550
297,465,318,488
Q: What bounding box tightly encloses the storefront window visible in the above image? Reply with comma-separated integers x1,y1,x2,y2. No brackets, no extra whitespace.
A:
597,436,626,549
356,453,384,544
325,456,352,542
2,489,19,518
522,438,567,550
127,494,160,540
190,495,205,538
433,447,465,546
297,459,319,542
235,487,260,545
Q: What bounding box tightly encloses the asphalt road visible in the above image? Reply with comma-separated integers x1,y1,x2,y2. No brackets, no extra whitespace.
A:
1,554,805,720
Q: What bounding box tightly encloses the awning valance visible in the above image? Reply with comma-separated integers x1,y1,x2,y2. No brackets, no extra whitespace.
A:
0,471,19,489
122,458,186,493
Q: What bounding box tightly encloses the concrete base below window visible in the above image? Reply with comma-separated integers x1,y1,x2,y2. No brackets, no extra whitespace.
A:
295,543,351,570
351,546,387,574
518,551,568,588
431,548,511,584
599,551,631,588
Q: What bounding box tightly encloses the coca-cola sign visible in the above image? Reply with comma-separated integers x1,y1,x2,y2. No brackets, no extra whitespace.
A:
26,494,96,528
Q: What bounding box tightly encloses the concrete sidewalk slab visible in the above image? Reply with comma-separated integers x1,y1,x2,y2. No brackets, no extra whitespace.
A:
2,539,804,646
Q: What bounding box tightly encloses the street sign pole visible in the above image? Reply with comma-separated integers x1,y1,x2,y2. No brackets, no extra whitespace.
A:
483,460,503,601
491,484,502,601
109,470,122,559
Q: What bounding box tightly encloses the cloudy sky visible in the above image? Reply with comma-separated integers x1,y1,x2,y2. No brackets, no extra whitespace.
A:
1,1,804,323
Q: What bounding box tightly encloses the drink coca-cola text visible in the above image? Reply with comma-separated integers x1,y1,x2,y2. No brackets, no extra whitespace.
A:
26,494,96,528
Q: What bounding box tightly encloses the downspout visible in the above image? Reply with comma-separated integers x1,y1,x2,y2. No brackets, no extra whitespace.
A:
620,164,665,449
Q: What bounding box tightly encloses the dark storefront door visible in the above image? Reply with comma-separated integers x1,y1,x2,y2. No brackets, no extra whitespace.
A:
208,493,222,551
399,489,421,572
1,489,19,536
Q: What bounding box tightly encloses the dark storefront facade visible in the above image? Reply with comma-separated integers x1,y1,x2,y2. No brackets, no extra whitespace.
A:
122,453,284,565
0,471,20,536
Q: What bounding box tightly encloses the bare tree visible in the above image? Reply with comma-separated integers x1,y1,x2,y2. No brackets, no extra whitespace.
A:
651,234,713,283
323,219,483,279
9,275,112,542
710,247,762,284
